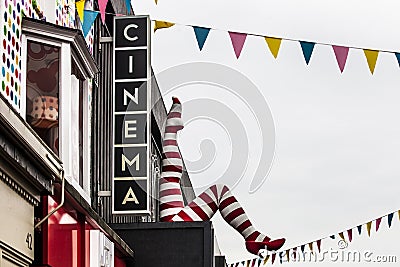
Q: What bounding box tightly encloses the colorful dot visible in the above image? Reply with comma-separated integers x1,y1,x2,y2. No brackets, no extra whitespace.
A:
14,95,18,105
1,81,4,91
6,86,9,96
1,67,4,77
10,90,13,101
11,64,14,72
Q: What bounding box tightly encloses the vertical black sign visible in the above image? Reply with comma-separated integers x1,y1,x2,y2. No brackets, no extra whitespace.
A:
113,16,151,214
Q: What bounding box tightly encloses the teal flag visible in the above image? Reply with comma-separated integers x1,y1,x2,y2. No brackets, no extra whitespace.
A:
395,53,400,67
300,41,315,65
193,26,211,51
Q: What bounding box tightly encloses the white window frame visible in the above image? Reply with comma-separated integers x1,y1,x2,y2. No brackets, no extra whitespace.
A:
21,19,98,204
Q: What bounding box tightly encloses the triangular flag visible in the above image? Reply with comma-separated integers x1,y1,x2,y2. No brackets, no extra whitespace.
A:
316,240,321,252
155,0,158,4
82,10,98,37
250,258,255,267
263,255,270,265
376,217,382,232
271,253,276,264
338,232,345,240
285,250,290,262
292,247,297,261
279,252,284,264
257,258,262,267
265,37,282,59
357,225,362,235
241,261,245,266
395,53,400,67
363,49,379,74
125,0,131,14
76,0,85,22
347,229,353,242
193,26,210,51
98,0,108,24
154,21,175,32
246,259,250,267
229,32,247,59
388,213,394,228
332,45,349,72
300,41,315,65
398,210,400,220
300,245,305,253
330,235,335,239
308,242,313,252
366,221,372,236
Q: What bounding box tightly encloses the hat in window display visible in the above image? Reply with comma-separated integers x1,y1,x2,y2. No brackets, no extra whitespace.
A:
30,95,59,129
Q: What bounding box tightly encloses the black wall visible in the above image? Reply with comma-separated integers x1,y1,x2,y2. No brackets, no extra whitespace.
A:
113,222,214,267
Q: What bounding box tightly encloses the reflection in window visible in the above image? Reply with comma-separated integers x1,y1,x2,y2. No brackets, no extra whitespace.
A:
26,41,59,155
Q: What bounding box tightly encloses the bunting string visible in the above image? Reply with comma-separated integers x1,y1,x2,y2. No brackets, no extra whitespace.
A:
228,208,400,267
74,5,400,74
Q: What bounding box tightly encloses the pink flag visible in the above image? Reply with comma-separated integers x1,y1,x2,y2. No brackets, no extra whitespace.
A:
229,32,247,59
376,217,382,232
332,45,349,72
98,0,108,23
347,229,353,242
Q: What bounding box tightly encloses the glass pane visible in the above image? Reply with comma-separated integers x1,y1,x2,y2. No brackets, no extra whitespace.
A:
26,41,60,155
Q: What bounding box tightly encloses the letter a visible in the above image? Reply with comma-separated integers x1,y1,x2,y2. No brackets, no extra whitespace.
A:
122,187,139,204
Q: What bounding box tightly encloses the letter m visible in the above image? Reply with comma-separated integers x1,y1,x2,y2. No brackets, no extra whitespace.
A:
122,153,140,171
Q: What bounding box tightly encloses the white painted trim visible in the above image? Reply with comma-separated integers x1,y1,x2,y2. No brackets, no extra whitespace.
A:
60,42,72,178
20,35,28,118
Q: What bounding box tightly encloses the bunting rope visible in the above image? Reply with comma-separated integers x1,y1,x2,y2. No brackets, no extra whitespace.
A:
76,2,400,74
228,208,400,267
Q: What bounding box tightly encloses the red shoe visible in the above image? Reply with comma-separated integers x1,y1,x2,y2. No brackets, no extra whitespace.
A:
245,238,286,255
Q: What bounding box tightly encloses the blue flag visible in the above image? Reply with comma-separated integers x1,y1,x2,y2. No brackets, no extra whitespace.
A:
193,26,211,51
357,225,362,235
82,10,98,37
388,213,394,228
126,0,131,14
300,41,315,65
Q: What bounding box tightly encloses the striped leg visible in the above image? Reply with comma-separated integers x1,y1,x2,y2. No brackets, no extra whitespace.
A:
159,97,185,221
171,184,285,255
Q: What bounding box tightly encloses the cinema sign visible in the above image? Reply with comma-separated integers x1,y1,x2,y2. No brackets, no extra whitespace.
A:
113,16,151,214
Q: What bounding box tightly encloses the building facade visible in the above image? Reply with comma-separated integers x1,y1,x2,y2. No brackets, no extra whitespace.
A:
0,0,224,266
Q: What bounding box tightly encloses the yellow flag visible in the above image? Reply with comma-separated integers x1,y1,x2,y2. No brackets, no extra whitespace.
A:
76,0,85,22
339,232,345,240
263,255,270,265
366,221,372,236
155,0,158,4
398,210,400,220
154,21,175,32
308,242,313,251
246,259,250,267
363,49,379,74
286,250,290,262
265,37,282,58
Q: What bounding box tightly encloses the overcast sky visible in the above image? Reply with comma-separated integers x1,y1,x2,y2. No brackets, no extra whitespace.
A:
133,0,400,264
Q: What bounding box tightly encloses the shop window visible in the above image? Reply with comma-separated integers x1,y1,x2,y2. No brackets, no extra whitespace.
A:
22,19,98,203
26,41,60,155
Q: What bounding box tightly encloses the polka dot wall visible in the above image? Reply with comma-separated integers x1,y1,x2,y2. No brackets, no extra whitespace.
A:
1,0,95,113
1,0,37,112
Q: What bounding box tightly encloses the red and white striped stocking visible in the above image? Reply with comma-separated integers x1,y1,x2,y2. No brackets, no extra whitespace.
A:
159,97,285,255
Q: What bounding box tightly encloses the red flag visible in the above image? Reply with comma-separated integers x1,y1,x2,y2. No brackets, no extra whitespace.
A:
316,240,322,252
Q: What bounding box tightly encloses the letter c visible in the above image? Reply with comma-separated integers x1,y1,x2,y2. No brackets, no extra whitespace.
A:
124,24,139,42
